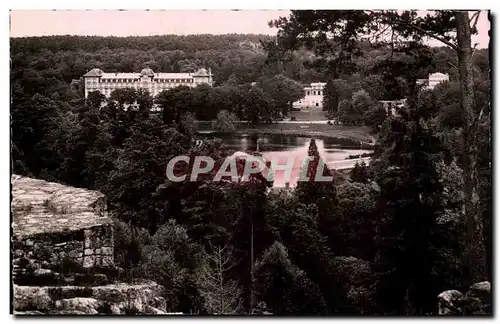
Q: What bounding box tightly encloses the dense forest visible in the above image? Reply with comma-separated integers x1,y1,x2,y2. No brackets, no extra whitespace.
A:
10,34,489,91
11,33,489,124
10,13,492,316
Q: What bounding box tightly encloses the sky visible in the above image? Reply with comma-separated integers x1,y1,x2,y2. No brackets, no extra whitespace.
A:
9,10,491,48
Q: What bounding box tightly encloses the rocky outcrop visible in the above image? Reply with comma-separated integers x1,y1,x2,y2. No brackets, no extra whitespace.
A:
437,290,464,315
11,175,171,315
90,281,167,314
12,175,114,277
13,286,54,312
13,281,167,315
55,298,102,314
438,281,491,316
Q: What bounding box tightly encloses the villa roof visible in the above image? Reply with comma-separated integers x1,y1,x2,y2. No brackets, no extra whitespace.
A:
302,82,326,88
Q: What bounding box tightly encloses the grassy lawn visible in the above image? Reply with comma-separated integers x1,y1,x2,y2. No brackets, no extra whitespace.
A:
288,108,329,121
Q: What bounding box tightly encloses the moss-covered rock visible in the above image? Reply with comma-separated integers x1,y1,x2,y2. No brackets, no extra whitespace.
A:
437,281,492,316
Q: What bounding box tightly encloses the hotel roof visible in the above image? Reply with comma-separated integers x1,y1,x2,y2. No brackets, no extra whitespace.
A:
84,69,210,80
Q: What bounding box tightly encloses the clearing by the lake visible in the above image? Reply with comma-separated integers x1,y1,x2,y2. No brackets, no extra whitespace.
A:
235,123,375,146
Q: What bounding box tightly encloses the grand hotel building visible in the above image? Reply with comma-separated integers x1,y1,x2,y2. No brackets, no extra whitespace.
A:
83,67,214,98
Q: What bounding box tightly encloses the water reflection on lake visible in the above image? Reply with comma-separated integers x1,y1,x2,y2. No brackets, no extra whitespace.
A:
198,133,373,187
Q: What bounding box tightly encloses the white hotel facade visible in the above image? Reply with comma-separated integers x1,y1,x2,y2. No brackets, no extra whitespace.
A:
83,67,213,98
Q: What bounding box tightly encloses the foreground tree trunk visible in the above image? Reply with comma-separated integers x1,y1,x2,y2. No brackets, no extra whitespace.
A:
455,11,485,283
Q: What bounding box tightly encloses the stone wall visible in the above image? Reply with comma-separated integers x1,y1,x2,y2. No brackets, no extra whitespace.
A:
13,224,114,278
11,175,114,279
82,225,114,268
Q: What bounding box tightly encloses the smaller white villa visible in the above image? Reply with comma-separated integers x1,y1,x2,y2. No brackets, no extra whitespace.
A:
293,82,326,109
417,72,450,90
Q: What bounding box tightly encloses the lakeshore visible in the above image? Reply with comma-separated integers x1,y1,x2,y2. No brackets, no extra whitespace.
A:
196,122,376,147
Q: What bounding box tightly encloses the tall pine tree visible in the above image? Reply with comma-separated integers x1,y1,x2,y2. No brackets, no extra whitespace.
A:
372,104,450,314
322,79,339,115
296,139,341,254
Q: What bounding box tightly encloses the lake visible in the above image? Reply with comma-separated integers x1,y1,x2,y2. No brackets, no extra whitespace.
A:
197,132,373,188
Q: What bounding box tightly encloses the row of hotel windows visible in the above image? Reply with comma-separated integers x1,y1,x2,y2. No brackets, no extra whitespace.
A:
306,90,323,96
86,83,190,89
87,84,192,91
86,78,195,84
88,83,193,89
87,84,191,92
90,89,167,96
